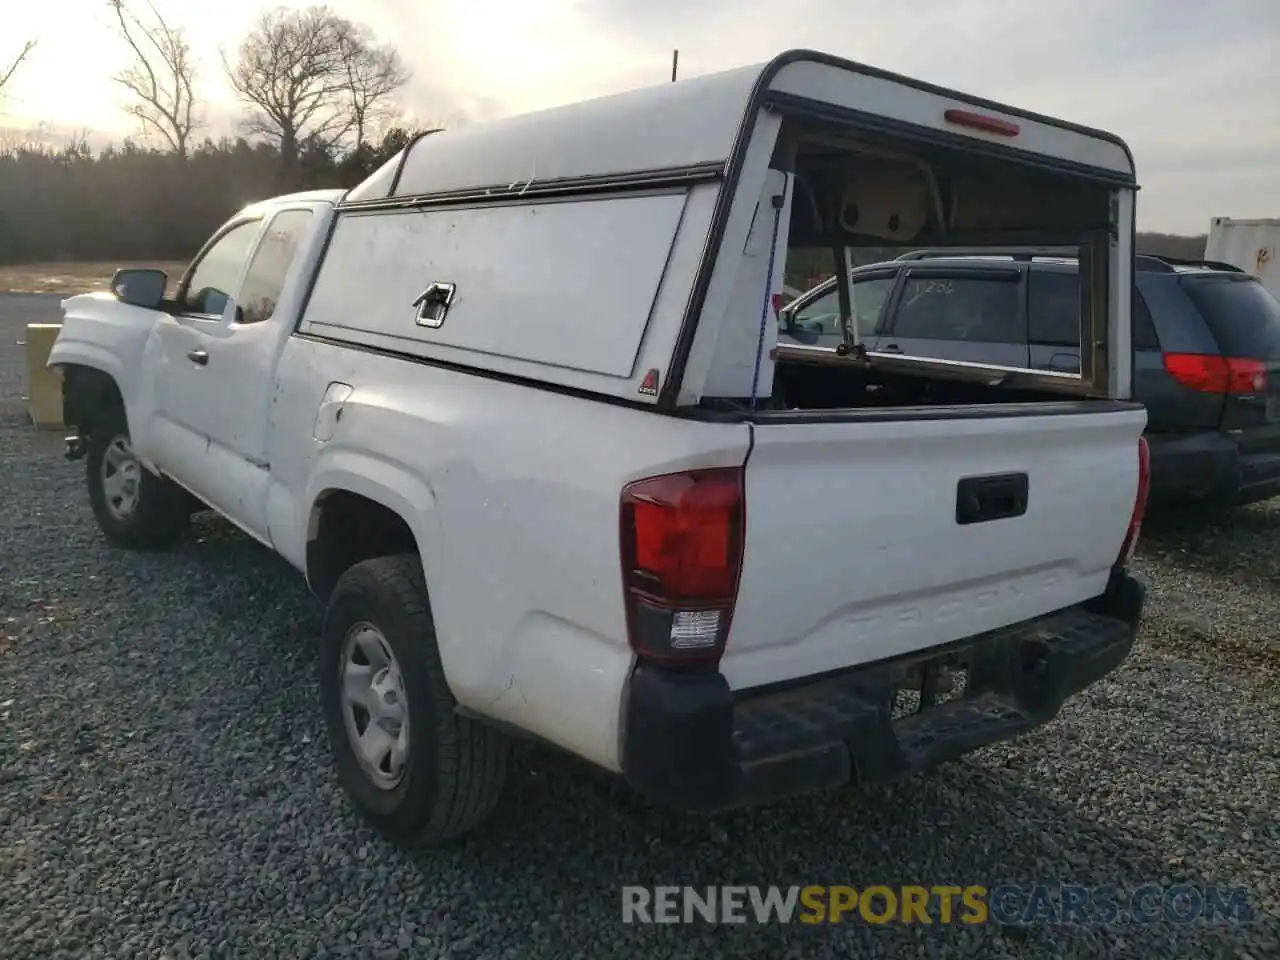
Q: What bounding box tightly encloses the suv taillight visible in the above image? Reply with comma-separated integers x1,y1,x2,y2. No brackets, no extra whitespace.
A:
1116,437,1150,568
619,467,745,666
1162,353,1268,394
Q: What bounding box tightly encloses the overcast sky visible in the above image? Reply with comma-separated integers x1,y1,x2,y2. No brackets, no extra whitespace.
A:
3,0,1277,234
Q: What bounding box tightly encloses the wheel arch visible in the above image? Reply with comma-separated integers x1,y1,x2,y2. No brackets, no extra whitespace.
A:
303,457,442,606
58,362,126,436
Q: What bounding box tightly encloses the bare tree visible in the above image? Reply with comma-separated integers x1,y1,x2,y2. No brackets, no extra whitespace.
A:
335,24,410,150
224,6,411,177
109,1,202,158
0,39,37,99
223,6,352,173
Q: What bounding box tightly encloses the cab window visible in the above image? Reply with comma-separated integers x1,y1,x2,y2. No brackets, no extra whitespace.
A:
237,210,314,324
180,220,261,316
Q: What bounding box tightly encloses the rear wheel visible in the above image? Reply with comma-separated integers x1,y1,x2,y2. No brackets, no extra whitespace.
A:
319,554,510,846
85,406,190,549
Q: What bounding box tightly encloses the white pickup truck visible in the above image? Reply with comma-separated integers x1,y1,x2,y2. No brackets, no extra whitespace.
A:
49,49,1150,847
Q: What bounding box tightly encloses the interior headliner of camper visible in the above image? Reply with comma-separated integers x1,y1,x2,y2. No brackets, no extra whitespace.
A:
777,116,1115,251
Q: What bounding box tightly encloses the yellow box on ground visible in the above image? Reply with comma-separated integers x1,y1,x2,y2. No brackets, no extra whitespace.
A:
25,323,65,430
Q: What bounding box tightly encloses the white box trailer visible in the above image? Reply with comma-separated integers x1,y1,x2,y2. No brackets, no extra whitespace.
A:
1205,217,1280,299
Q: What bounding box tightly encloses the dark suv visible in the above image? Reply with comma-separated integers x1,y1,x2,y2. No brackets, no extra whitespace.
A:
779,252,1280,507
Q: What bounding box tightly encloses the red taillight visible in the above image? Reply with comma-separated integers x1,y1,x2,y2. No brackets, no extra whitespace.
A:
943,109,1020,137
771,293,785,319
620,467,745,665
1116,437,1150,568
1162,353,1268,394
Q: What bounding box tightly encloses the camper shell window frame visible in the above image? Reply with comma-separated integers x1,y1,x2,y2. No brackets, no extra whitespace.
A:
678,93,1134,408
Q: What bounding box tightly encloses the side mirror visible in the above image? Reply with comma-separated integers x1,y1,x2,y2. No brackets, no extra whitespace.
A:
111,268,168,309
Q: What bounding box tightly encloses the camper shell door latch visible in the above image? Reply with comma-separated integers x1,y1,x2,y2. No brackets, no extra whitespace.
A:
413,282,457,328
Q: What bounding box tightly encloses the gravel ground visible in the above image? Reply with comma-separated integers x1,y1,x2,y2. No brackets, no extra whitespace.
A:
1,297,1277,959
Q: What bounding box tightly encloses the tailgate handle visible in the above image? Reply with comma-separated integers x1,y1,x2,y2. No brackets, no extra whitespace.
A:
956,473,1029,525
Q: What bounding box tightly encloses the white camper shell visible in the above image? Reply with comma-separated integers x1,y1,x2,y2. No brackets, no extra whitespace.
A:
304,50,1139,410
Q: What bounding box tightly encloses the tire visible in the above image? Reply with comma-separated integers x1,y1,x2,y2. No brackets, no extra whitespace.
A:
319,554,510,846
85,405,190,549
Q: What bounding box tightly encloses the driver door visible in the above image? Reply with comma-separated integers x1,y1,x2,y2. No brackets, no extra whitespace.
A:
143,217,264,508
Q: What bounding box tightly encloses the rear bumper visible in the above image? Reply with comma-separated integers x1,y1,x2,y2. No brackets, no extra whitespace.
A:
620,569,1144,813
1147,431,1280,506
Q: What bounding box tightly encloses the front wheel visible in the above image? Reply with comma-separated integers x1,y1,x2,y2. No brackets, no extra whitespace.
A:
319,554,510,846
85,406,190,549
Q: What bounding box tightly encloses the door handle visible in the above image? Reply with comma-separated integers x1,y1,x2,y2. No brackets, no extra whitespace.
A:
187,348,209,366
880,343,903,353
956,473,1029,525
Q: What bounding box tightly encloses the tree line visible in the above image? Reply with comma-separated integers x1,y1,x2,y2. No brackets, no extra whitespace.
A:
0,129,416,263
1,5,1209,268
1,3,425,262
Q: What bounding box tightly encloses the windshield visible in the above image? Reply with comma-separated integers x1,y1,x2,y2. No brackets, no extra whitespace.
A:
1184,276,1280,359
784,274,895,341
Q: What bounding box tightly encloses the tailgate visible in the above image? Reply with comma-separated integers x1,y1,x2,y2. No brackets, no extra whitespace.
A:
721,406,1147,690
